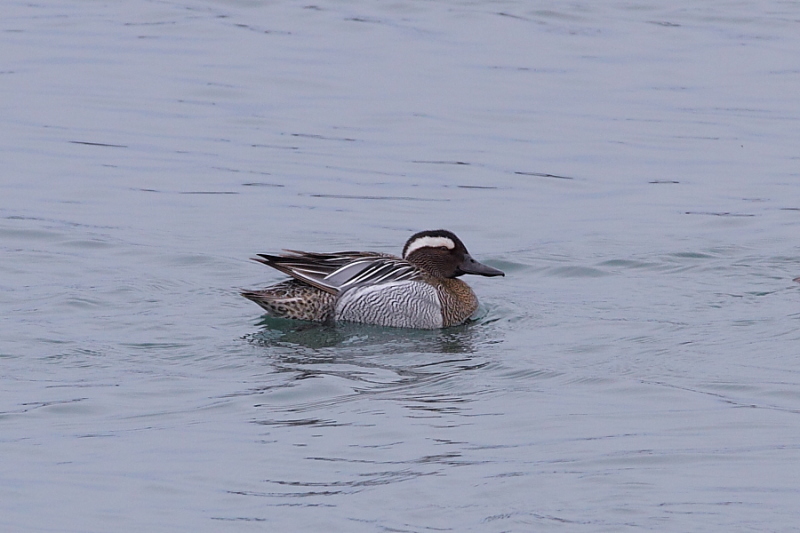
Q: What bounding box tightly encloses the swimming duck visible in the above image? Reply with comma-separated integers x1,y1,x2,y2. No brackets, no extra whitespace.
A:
241,229,504,329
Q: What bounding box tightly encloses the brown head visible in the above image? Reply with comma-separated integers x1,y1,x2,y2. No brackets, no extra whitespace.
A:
401,229,504,279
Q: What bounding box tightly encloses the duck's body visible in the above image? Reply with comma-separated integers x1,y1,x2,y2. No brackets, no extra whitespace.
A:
241,230,503,329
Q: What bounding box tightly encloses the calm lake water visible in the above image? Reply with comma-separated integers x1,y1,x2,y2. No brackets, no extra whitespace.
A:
3,1,800,531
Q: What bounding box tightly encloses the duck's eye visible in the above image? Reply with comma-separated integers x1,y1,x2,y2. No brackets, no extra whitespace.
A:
439,246,449,250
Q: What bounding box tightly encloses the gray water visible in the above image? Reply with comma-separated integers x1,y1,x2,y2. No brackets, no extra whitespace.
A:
3,1,800,531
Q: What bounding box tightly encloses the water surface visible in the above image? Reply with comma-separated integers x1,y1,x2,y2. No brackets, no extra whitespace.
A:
2,1,800,531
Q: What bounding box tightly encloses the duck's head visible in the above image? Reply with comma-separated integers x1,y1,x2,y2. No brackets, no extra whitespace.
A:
402,229,505,279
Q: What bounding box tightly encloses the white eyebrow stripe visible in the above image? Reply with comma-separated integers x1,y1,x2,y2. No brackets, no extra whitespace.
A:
404,236,455,258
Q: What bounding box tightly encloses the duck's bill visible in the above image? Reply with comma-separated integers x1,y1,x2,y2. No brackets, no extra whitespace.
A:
458,255,505,277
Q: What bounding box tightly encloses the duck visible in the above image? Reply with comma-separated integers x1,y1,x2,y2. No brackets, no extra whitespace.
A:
241,229,504,329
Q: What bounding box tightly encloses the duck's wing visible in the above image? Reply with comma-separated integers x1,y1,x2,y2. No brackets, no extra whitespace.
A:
252,251,422,295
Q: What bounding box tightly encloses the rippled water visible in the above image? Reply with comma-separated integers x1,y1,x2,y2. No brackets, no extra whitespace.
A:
3,1,800,531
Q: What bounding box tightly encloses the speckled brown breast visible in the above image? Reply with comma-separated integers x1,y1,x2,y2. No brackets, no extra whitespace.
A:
435,278,479,327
